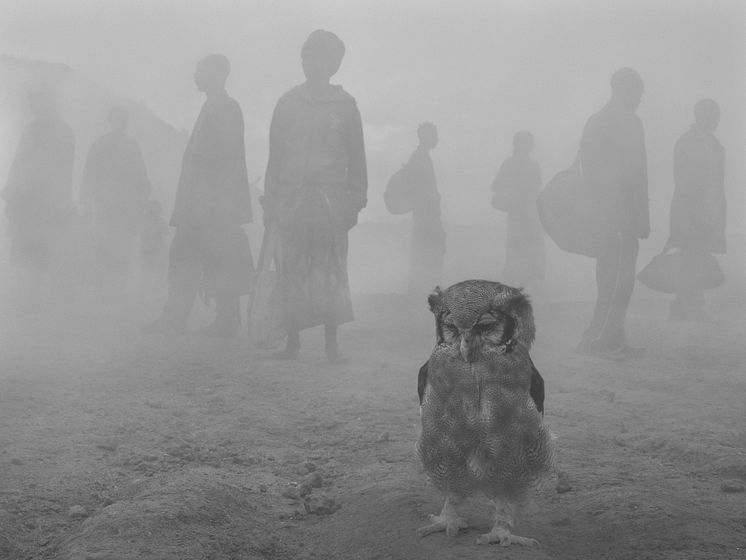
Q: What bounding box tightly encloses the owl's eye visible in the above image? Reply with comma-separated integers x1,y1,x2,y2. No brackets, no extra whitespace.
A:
442,321,459,340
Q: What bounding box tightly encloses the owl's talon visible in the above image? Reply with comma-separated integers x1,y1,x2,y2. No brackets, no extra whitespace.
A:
476,526,538,547
417,512,468,537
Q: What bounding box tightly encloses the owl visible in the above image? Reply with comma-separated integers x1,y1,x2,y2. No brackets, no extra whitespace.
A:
416,280,554,546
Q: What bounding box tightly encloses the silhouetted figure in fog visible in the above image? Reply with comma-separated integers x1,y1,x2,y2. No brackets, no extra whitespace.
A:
80,106,151,296
138,199,169,301
491,131,545,287
2,90,76,311
407,122,446,295
263,30,367,362
576,68,649,361
667,99,726,320
145,54,253,336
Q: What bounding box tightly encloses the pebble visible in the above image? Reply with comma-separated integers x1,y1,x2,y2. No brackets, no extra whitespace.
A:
304,472,324,489
556,471,572,494
96,441,118,452
303,494,340,516
720,480,745,493
68,505,88,519
281,483,301,500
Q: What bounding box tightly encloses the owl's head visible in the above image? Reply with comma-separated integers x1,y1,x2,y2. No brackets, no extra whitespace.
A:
427,280,535,363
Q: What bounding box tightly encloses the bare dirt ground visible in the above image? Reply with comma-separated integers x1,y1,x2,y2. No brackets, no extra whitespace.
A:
1,245,745,559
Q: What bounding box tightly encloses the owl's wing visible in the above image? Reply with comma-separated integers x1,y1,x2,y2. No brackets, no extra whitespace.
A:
417,360,429,406
529,356,545,416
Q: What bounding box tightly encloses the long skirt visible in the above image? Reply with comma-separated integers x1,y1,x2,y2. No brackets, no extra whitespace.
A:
276,187,353,331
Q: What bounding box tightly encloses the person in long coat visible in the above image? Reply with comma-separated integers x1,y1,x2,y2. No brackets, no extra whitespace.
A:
491,130,545,287
405,122,446,296
80,106,151,295
667,98,726,320
2,89,76,310
145,54,253,336
263,29,367,362
576,68,649,361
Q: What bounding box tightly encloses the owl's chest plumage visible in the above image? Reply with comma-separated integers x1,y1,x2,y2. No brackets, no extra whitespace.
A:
422,350,533,431
417,348,550,497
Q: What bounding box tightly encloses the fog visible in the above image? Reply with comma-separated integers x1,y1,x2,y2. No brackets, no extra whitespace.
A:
3,0,744,226
1,1,745,558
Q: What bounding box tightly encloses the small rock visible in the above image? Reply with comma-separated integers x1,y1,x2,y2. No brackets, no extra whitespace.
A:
303,494,340,516
299,482,313,498
303,461,317,472
68,505,88,519
259,484,268,493
96,441,118,452
379,432,391,442
550,517,571,527
556,482,572,494
721,480,745,493
304,472,324,489
556,472,572,494
281,483,301,500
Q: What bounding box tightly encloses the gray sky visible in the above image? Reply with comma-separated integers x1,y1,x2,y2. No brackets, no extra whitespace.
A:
2,0,744,229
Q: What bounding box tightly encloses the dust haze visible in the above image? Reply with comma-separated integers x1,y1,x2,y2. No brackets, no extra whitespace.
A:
0,1,744,559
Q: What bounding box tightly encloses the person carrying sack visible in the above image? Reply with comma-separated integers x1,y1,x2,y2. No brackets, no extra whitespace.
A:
638,99,726,321
574,68,650,361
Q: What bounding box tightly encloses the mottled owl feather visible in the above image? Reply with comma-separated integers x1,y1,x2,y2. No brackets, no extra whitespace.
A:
418,358,544,415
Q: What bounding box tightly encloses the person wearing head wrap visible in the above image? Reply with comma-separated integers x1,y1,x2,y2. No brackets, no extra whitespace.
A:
262,30,367,362
80,105,152,296
576,67,649,361
666,99,726,320
145,54,253,336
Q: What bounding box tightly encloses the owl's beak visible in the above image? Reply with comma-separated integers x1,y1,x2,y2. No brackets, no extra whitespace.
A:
460,334,477,363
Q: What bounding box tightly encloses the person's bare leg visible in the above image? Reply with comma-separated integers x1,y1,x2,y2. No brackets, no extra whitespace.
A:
273,327,300,360
325,322,340,363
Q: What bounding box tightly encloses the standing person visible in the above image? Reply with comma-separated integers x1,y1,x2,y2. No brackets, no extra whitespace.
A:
2,89,76,312
667,99,726,320
145,54,253,336
491,130,545,288
406,122,446,296
263,29,367,362
80,106,151,296
576,68,649,361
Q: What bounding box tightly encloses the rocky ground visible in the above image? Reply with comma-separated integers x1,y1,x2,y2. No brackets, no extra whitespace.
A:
1,283,745,560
